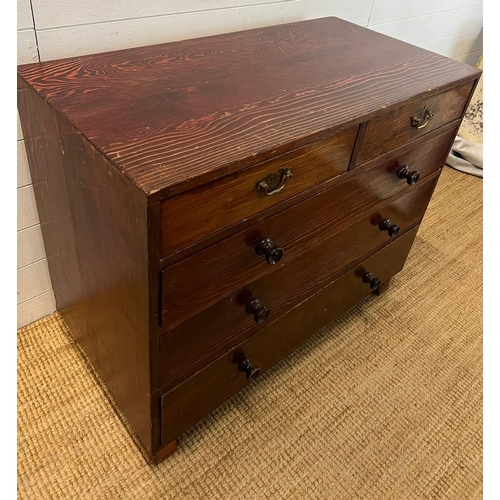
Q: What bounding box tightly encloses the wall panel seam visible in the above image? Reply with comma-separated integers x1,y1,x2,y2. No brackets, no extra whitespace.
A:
453,49,483,59
17,222,40,233
416,27,482,43
367,3,483,26
17,257,47,271
18,289,54,306
33,0,299,32
29,0,41,62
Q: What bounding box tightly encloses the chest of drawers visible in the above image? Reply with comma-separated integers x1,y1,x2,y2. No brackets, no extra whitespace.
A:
17,17,481,463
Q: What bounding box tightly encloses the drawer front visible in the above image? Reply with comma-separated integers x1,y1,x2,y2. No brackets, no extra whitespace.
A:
356,82,474,165
160,227,418,446
160,178,436,390
161,124,454,331
159,126,358,258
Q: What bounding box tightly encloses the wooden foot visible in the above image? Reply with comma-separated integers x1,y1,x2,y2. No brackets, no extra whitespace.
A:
151,440,178,464
373,279,391,296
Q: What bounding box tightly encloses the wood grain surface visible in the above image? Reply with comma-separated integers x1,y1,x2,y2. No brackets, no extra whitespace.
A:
160,123,453,331
18,81,154,452
160,126,357,256
356,82,475,165
17,17,480,198
160,178,437,390
160,227,419,446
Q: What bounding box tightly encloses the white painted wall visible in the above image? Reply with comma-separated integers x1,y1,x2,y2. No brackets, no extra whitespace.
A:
17,0,483,328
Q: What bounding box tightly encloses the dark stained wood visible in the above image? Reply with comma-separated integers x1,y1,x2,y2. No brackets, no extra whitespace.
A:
17,77,89,340
159,126,357,256
159,120,460,268
18,81,154,453
151,440,177,464
17,17,480,462
160,123,454,331
356,82,474,165
160,227,419,446
356,120,459,176
146,201,162,452
348,121,367,170
17,18,480,198
373,279,392,296
159,178,437,390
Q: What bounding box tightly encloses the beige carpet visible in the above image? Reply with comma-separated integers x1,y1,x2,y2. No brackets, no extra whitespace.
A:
18,166,482,499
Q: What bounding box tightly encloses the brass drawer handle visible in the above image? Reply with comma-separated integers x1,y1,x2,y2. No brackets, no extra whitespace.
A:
256,167,293,196
410,107,434,129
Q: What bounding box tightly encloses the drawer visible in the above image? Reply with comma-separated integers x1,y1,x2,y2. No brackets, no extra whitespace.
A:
159,178,436,390
161,124,454,330
160,227,419,446
159,126,358,257
356,82,474,165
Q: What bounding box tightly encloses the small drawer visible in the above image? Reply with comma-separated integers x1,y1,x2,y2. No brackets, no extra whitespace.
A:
355,82,474,165
159,126,358,257
160,227,419,446
160,176,437,390
160,124,454,331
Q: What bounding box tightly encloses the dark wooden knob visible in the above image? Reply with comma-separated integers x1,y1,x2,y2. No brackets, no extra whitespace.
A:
238,358,261,380
255,237,284,265
245,298,270,324
397,165,420,185
379,218,400,237
363,272,382,290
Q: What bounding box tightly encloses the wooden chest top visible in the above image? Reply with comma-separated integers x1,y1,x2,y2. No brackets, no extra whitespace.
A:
17,17,478,197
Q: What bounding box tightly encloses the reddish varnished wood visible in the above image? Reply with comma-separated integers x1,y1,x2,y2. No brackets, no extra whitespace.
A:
356,82,474,165
373,279,392,296
160,228,419,446
159,120,459,268
160,124,454,331
18,80,153,453
159,126,357,256
356,120,459,177
159,178,437,390
151,440,177,464
17,18,479,198
17,78,88,338
17,17,480,462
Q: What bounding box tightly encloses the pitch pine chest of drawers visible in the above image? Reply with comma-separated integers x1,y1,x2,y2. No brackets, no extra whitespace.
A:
18,17,481,462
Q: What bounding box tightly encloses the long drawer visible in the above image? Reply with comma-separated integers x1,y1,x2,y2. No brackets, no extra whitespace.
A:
159,176,437,390
160,227,419,446
160,124,455,331
159,126,358,257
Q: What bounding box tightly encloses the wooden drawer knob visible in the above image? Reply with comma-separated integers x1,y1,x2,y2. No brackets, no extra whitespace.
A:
255,237,284,265
363,272,382,290
245,298,270,324
238,358,261,380
397,165,420,185
379,218,400,237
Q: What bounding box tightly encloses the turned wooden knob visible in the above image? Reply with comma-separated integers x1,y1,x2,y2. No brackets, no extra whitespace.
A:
379,218,400,237
397,165,420,185
245,298,270,324
238,358,261,380
363,272,382,290
255,237,284,265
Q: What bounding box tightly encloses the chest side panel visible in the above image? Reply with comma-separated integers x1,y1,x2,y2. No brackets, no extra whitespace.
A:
18,79,154,452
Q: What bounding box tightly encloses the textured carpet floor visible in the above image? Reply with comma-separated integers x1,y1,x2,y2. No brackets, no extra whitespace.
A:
18,166,482,499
